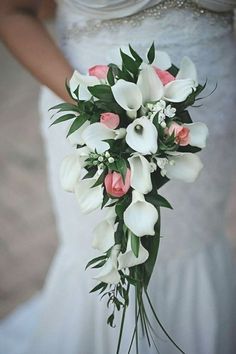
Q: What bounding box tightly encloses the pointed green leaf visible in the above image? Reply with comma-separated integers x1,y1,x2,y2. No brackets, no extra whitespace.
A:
66,114,88,137
147,42,155,64
50,113,76,126
130,232,140,258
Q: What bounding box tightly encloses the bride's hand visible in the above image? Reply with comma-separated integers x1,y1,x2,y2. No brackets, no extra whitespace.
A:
0,0,74,102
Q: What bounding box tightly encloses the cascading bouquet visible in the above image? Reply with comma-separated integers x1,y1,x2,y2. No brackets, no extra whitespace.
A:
50,43,209,353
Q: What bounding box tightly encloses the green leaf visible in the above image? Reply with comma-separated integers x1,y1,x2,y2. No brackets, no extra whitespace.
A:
128,45,143,66
115,159,127,183
66,114,88,137
107,313,115,327
49,102,80,113
114,221,124,244
120,50,139,76
130,232,140,258
50,113,76,126
142,207,161,289
82,168,97,180
101,193,109,209
107,66,115,86
88,85,113,102
91,260,106,269
147,42,155,64
167,64,179,77
65,79,77,101
91,168,107,188
85,255,107,270
90,282,107,293
156,194,173,209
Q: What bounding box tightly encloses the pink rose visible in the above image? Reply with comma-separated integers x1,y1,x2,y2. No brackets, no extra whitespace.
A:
100,112,120,129
104,169,131,198
153,67,175,86
88,65,109,79
167,122,190,146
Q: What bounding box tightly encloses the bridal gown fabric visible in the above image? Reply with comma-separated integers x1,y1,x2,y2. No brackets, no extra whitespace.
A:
1,1,236,353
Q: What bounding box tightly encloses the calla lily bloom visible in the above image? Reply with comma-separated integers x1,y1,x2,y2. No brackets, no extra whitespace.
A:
92,208,116,253
69,70,100,100
165,152,203,183
75,174,103,213
128,154,152,194
82,122,126,153
67,120,90,146
118,232,149,269
60,153,82,193
126,116,158,155
176,56,198,87
111,80,143,118
94,244,121,284
137,64,164,103
124,190,158,237
163,78,196,102
183,122,209,148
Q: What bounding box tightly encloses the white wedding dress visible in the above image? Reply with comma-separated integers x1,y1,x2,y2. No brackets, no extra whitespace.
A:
1,1,236,353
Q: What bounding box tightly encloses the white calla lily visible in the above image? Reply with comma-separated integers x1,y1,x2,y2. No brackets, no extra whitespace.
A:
163,79,196,102
176,56,198,86
118,232,149,269
75,174,103,213
69,70,100,100
137,64,164,103
94,244,121,284
128,154,152,194
92,208,116,252
111,80,142,118
60,153,82,192
152,50,172,70
126,116,158,155
67,120,90,146
124,190,158,237
82,122,126,153
183,122,209,148
165,152,203,183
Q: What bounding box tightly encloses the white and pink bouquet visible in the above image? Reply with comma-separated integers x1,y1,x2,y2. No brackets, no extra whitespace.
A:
51,43,209,353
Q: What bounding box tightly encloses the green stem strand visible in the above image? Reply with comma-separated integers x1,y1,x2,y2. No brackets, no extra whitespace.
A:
144,289,186,354
116,283,130,354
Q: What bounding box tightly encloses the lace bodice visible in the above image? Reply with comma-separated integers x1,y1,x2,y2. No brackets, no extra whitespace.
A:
48,0,236,262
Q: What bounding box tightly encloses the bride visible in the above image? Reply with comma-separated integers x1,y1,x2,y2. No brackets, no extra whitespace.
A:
0,0,236,353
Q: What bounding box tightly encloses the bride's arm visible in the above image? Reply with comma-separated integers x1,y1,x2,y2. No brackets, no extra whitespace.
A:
0,0,73,102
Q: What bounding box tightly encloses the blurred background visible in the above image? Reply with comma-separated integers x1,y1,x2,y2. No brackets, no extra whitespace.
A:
0,0,235,320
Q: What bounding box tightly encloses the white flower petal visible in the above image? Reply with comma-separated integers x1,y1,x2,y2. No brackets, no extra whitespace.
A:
176,56,198,86
126,116,158,155
67,120,90,146
128,154,152,194
75,176,103,213
137,64,164,103
152,50,172,70
111,79,142,113
124,191,158,237
82,123,114,153
183,122,209,148
165,152,203,183
94,245,121,284
60,154,82,192
118,233,149,269
164,79,195,102
92,208,116,252
69,70,100,100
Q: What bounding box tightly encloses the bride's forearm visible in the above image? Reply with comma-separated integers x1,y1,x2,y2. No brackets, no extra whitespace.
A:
0,0,73,102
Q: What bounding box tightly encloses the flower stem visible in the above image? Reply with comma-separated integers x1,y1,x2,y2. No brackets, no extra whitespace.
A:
144,288,186,354
116,283,130,354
